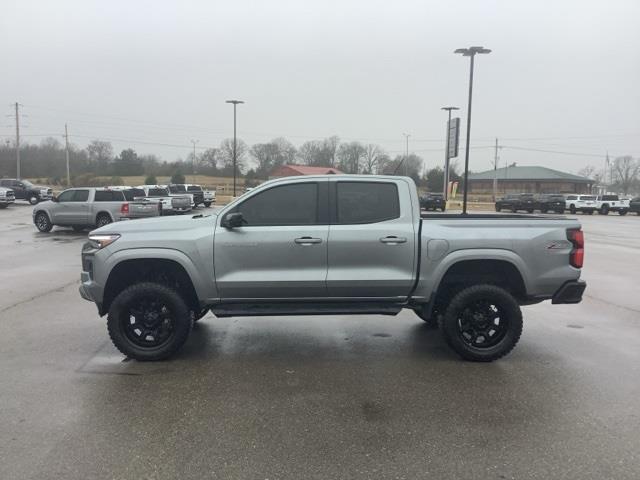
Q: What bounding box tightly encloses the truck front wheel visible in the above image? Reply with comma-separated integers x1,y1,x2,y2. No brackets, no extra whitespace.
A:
107,282,193,361
440,284,523,362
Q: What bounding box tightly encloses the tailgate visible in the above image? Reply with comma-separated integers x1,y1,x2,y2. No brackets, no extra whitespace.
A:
171,196,191,208
127,202,160,218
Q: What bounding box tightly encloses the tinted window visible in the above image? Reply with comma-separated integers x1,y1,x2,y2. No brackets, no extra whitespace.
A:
602,195,618,201
566,195,577,200
56,190,76,202
72,190,90,202
148,188,168,196
94,190,124,201
337,182,399,224
187,186,202,192
580,196,596,200
234,183,318,226
169,185,186,193
123,188,145,200
0,180,10,187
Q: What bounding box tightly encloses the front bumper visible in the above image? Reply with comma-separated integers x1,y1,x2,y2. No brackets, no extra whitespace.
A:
552,280,586,304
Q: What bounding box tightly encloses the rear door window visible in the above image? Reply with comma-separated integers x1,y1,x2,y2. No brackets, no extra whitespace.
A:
336,182,400,224
94,190,124,201
72,190,90,202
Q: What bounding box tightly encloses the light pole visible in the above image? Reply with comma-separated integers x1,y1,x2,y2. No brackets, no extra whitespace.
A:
441,106,459,199
454,46,491,214
402,133,410,177
190,139,199,183
225,99,244,196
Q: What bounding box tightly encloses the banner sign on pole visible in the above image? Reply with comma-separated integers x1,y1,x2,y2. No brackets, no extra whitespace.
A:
448,118,460,159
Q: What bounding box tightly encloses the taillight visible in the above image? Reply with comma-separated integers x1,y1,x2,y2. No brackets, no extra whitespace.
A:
567,228,584,268
120,202,129,214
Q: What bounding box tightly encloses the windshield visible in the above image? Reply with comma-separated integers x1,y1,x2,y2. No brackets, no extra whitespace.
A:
22,180,34,188
123,188,145,200
169,185,186,193
187,186,202,192
148,188,168,197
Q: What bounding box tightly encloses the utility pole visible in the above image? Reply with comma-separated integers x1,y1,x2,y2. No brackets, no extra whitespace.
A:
402,133,410,177
441,107,459,199
190,139,199,183
454,46,491,214
64,124,70,186
14,102,21,179
225,100,244,196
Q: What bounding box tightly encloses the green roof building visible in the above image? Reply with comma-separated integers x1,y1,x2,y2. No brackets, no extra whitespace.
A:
467,166,594,194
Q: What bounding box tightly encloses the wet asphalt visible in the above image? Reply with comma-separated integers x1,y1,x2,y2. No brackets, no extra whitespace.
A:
0,203,639,479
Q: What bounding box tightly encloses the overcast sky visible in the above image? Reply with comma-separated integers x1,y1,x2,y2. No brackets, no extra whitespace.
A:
1,0,639,174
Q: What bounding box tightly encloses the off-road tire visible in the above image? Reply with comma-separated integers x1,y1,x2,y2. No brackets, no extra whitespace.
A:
600,205,609,215
440,284,523,362
569,205,576,214
204,202,212,208
107,282,193,361
34,211,53,232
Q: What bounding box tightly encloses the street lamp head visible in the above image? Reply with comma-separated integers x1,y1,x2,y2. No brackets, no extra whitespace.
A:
441,106,460,111
225,100,245,105
454,46,491,56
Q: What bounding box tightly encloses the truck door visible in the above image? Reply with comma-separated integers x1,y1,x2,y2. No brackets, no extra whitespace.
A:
214,180,329,299
50,189,77,224
326,179,417,299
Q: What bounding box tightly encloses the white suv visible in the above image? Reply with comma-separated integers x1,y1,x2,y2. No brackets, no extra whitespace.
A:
565,194,596,215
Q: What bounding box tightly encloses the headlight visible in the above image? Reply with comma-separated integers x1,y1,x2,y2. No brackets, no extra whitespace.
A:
88,234,120,249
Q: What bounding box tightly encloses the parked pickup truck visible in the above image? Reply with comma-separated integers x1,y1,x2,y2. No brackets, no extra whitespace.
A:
595,195,630,215
535,194,566,214
79,175,586,362
137,185,191,215
0,186,15,208
495,193,536,213
33,187,160,232
0,178,53,205
166,184,197,208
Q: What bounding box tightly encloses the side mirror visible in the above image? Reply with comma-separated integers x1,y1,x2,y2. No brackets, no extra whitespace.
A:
51,195,58,202
222,212,246,229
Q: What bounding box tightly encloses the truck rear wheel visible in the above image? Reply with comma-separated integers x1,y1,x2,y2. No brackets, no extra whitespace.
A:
96,213,112,228
107,282,193,361
440,284,522,362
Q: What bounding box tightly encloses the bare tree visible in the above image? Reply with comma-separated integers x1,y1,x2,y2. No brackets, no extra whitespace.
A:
612,156,640,194
362,144,384,174
337,141,366,174
87,140,113,174
219,138,248,175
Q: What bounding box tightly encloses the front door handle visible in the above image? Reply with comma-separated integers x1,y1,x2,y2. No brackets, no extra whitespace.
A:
294,236,323,245
380,235,407,245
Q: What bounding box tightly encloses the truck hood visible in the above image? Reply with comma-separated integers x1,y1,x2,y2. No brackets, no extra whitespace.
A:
92,212,217,235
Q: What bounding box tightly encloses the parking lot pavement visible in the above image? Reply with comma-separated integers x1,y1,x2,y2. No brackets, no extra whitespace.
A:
0,206,639,480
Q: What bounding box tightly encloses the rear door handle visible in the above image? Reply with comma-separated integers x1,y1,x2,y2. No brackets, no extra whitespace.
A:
380,235,407,244
294,236,323,245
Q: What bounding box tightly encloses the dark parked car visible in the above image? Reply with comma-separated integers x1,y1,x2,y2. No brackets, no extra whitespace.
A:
495,193,536,213
419,193,446,212
535,194,566,214
630,197,640,215
0,178,53,205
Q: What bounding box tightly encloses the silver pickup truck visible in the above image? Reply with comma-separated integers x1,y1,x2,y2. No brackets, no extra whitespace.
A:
33,187,160,232
79,175,586,362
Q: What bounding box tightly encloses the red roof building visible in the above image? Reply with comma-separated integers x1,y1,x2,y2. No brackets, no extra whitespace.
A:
269,164,343,179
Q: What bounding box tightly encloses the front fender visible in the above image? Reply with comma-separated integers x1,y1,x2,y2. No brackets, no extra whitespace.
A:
95,247,217,304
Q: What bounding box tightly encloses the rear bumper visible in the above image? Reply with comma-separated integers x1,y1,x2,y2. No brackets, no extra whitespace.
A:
552,280,586,304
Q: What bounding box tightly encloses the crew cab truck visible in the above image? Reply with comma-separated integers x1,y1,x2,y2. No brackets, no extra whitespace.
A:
79,175,586,362
0,178,52,204
495,193,536,213
33,187,159,232
595,195,630,215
